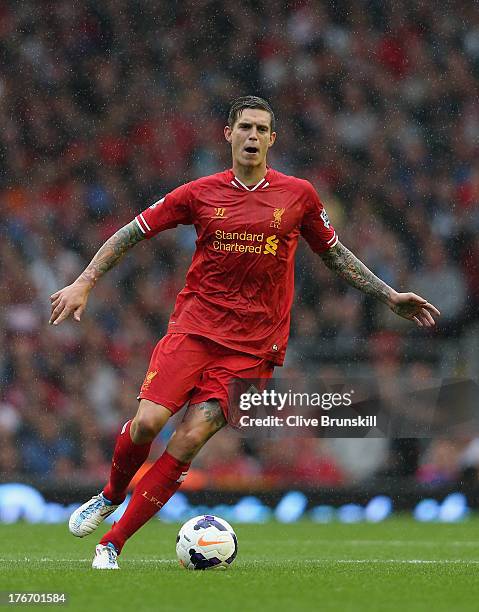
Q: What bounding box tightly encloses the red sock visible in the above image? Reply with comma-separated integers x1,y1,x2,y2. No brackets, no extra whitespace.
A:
100,451,190,554
102,420,151,505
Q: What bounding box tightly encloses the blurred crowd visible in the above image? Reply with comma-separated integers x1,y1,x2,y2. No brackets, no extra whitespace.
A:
1,0,478,488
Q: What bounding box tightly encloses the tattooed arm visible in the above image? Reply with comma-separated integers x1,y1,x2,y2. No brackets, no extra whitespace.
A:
320,241,440,327
49,220,145,325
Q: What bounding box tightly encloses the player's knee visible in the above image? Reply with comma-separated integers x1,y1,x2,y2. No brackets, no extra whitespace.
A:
130,414,161,443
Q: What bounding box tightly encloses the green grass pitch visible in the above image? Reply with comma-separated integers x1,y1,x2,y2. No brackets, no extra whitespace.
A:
1,518,479,611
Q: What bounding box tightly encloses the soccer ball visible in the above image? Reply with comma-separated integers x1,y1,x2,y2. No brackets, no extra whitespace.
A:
176,514,238,570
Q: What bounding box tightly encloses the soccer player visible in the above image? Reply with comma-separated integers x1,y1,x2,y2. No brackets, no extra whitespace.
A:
49,96,440,569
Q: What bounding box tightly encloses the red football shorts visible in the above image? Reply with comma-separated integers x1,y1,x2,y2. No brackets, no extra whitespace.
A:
138,333,275,417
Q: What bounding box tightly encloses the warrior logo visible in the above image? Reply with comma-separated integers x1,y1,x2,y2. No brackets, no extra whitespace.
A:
211,207,226,219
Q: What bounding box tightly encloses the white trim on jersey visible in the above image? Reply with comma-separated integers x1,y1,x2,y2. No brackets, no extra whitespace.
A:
230,180,240,189
327,232,337,244
139,213,152,232
120,420,130,435
328,234,339,248
261,182,270,189
150,197,164,209
135,217,146,234
249,178,266,191
232,176,267,191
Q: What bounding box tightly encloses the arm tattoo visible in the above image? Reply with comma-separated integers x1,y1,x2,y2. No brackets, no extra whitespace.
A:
320,241,394,305
77,220,145,288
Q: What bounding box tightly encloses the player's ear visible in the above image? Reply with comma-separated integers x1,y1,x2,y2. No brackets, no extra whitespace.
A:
269,131,276,147
224,125,232,143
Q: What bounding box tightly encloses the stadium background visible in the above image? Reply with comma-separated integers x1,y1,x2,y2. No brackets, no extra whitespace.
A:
0,0,478,517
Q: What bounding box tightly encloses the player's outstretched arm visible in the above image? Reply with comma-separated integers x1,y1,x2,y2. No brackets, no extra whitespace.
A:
49,220,145,326
319,241,440,328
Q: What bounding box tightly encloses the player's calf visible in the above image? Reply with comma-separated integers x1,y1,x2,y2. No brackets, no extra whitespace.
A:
167,400,226,462
102,402,172,504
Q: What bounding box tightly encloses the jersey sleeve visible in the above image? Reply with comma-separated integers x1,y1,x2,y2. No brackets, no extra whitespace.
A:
300,181,338,254
134,182,193,238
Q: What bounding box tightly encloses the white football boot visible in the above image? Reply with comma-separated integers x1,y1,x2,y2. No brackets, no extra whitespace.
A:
69,493,119,537
92,543,119,570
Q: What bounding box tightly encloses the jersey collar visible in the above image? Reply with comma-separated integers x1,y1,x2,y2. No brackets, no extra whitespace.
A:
229,168,272,192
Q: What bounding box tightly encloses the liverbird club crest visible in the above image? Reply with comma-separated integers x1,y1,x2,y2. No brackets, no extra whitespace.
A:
270,208,285,229
141,370,158,392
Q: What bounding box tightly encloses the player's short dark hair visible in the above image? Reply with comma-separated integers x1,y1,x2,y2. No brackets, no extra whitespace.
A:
228,96,276,132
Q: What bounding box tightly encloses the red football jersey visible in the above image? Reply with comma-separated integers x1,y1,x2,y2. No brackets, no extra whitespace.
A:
134,168,337,365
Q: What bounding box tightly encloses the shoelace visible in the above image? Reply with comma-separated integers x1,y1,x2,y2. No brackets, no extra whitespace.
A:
80,497,104,520
106,547,117,564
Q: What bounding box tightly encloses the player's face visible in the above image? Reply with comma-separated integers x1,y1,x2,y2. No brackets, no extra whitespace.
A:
224,109,276,168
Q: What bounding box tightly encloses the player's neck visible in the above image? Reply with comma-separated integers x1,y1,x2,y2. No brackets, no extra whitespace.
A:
232,162,268,187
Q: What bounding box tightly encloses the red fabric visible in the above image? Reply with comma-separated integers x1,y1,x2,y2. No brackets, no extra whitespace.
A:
102,420,151,505
39,182,73,210
134,168,337,365
97,135,129,166
376,36,409,78
457,181,478,209
100,451,190,553
138,333,275,417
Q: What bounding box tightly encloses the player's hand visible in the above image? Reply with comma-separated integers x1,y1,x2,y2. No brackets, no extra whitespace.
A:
49,281,90,326
389,292,440,328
